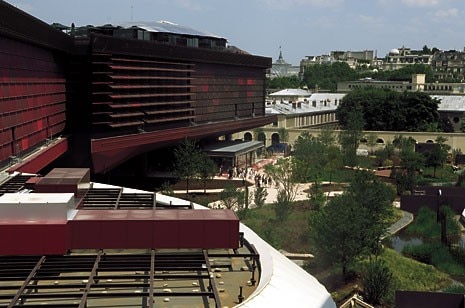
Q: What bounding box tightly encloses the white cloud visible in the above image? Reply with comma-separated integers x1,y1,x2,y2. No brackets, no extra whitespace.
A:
358,14,381,24
401,0,439,7
434,8,459,18
172,0,211,12
258,0,344,9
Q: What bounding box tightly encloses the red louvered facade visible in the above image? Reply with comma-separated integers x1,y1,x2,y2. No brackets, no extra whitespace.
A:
0,1,275,174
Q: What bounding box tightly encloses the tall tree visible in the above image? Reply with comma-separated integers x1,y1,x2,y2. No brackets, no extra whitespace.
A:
337,88,440,131
425,136,451,178
339,110,365,167
302,62,356,92
395,145,425,194
310,193,370,278
310,171,395,278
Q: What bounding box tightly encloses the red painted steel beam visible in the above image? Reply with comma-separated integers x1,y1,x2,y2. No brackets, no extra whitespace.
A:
7,138,68,174
91,116,276,173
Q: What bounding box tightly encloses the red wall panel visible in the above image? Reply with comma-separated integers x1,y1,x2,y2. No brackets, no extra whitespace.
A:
0,223,68,255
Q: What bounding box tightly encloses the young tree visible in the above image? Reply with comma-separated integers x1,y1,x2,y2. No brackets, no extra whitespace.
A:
274,189,291,221
218,184,243,210
318,126,336,147
253,186,268,209
197,153,218,194
264,158,298,204
173,138,202,194
308,182,325,210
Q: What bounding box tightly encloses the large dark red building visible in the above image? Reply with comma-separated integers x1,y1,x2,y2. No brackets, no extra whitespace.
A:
0,1,275,174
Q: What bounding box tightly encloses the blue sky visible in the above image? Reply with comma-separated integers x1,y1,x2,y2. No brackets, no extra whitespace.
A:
5,0,465,65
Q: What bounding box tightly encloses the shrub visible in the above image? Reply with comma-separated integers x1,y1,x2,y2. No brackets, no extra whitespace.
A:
361,259,393,305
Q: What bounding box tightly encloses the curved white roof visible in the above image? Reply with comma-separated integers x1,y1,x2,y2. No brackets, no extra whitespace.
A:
237,224,336,308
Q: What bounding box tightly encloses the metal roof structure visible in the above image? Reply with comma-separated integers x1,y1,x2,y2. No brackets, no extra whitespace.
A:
433,95,465,112
114,21,225,40
0,171,336,307
268,89,311,97
202,141,264,158
266,93,345,115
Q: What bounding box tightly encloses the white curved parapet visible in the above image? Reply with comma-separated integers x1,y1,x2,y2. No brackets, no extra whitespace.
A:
236,224,336,308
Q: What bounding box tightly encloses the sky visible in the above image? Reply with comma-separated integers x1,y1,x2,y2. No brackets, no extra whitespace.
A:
5,0,465,65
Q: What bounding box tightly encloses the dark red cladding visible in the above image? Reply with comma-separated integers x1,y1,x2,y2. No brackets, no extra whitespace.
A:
0,209,239,255
69,209,239,251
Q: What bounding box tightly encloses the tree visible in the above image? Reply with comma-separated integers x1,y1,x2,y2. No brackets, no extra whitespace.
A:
218,183,243,210
425,136,451,178
318,126,336,147
395,145,425,194
278,127,289,143
197,153,218,194
264,158,299,204
274,189,291,221
292,132,326,182
346,171,395,254
324,145,342,184
253,186,268,209
266,75,302,89
310,171,395,278
310,193,370,278
422,45,432,55
302,62,357,92
366,133,378,155
308,182,325,210
173,138,202,194
339,110,365,167
337,88,440,131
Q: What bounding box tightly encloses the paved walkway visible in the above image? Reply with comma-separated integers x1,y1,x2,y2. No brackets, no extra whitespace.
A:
384,210,414,239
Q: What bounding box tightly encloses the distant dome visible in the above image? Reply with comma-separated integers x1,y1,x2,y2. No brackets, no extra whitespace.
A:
389,48,400,55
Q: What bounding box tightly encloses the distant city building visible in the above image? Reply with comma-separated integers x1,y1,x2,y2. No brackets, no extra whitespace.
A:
330,50,375,69
299,50,376,79
337,74,465,95
269,48,300,78
431,49,465,81
382,47,432,71
265,90,344,131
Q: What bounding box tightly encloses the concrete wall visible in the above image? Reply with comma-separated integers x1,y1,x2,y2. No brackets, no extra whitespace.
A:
233,128,465,152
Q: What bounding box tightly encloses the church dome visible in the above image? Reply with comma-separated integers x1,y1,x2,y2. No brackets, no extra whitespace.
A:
389,48,400,55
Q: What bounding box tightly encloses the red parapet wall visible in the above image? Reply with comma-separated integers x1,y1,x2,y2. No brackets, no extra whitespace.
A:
7,138,68,174
0,209,239,255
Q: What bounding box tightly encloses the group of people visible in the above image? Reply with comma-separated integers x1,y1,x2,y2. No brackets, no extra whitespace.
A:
219,166,273,187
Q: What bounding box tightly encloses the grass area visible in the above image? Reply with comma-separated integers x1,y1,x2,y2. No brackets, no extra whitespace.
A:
377,248,451,306
242,203,313,253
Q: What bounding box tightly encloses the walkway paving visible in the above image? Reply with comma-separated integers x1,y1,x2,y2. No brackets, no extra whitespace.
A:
383,210,414,239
